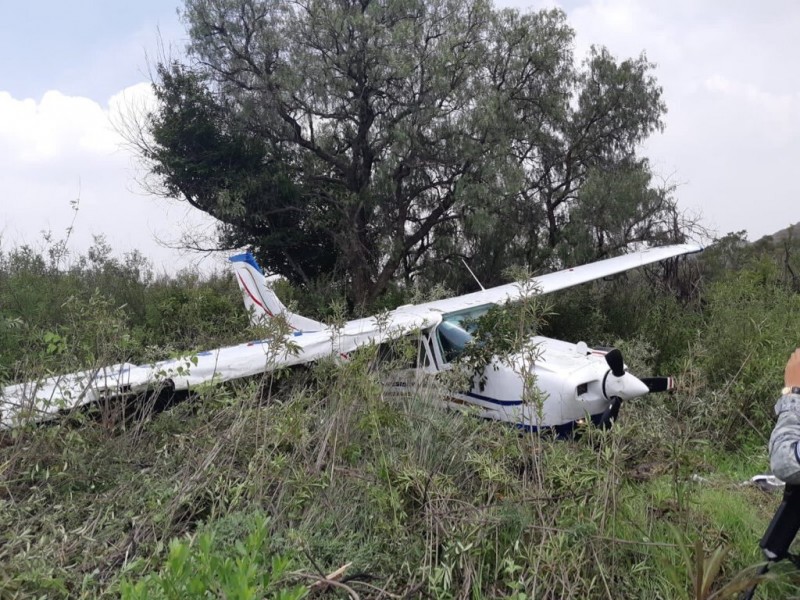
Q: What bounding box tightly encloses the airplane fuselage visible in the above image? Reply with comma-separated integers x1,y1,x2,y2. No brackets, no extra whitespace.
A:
404,322,650,432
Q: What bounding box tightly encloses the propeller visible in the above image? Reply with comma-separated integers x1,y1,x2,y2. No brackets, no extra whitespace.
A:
599,347,647,429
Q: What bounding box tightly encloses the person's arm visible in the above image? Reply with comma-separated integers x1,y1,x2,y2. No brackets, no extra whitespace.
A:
769,348,800,484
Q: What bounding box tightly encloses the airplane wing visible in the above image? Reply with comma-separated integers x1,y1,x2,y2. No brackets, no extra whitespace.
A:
419,243,703,315
0,307,438,429
0,333,325,429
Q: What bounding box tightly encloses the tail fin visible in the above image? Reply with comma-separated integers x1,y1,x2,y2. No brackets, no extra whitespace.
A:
229,253,326,332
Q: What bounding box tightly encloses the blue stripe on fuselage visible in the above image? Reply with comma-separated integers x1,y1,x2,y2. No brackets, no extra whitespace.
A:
513,412,605,438
464,391,525,406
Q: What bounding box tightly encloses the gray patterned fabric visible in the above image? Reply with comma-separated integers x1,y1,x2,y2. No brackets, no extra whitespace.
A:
770,393,800,484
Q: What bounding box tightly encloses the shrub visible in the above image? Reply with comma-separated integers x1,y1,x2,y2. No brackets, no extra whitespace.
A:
120,514,307,600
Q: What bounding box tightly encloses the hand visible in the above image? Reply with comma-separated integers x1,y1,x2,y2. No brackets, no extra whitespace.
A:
786,348,800,388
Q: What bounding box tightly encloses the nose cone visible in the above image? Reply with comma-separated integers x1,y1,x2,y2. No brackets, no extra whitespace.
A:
605,372,650,400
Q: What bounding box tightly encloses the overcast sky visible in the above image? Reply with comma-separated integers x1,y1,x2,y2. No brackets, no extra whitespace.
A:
1,0,798,275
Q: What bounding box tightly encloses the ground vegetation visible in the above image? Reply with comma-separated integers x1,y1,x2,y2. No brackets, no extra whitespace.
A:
2,235,800,598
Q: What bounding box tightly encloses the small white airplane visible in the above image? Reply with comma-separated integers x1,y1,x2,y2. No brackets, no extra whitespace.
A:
0,243,702,432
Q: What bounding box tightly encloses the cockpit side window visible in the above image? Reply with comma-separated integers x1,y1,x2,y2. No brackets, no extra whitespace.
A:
436,321,473,364
377,341,417,369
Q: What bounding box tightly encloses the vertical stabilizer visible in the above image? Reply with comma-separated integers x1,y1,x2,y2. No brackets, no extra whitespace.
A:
229,253,326,332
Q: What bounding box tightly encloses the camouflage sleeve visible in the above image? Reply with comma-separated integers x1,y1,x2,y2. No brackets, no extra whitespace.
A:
769,393,800,485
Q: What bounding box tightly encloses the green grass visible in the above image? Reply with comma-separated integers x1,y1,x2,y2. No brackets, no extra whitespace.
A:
2,369,796,599
4,240,800,598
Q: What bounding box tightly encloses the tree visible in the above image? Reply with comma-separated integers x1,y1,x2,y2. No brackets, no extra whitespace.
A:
141,0,679,305
144,65,338,283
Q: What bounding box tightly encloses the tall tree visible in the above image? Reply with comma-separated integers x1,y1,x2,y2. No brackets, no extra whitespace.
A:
144,64,338,283
141,0,678,304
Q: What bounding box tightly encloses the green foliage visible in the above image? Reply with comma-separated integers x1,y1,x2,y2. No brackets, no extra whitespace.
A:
690,257,800,438
560,160,681,265
138,0,677,305
5,237,800,598
0,240,248,382
543,282,614,345
142,272,248,350
120,514,307,600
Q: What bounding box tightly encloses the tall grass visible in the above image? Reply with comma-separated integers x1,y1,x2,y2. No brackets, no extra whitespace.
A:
2,239,800,598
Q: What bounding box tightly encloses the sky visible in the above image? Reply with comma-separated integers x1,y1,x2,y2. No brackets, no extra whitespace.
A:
1,0,798,275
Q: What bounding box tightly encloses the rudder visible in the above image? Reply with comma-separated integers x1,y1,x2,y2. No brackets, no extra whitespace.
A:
229,253,325,332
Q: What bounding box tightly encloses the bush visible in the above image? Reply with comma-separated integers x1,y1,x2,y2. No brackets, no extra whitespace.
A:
690,258,800,439
120,514,307,600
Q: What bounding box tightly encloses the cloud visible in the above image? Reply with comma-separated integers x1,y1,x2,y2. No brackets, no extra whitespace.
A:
4,0,800,275
0,85,222,274
0,90,120,162
704,74,800,137
563,0,800,240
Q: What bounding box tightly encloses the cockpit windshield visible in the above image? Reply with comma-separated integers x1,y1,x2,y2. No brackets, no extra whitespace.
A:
441,306,490,334
436,321,473,363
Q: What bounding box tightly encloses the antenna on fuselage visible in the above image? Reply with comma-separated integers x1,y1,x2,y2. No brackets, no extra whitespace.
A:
461,258,485,291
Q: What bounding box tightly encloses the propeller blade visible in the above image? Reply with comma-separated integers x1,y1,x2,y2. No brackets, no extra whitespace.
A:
640,376,674,393
605,348,625,377
599,396,623,429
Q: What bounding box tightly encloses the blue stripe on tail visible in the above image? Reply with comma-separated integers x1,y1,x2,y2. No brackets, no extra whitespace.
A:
229,252,263,275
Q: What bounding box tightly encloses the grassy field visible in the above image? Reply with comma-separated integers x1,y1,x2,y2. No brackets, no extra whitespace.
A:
0,364,792,599
2,239,800,598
